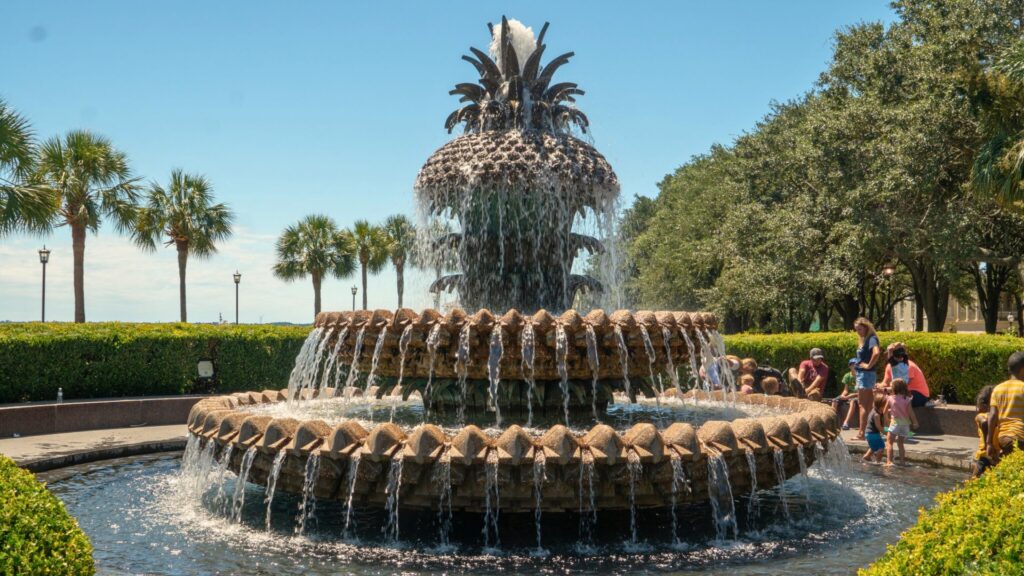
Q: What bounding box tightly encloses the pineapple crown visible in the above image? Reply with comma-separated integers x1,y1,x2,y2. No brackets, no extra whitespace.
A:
445,17,590,135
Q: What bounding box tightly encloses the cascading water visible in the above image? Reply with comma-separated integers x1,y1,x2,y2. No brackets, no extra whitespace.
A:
520,322,537,427
584,324,601,420
680,329,704,395
264,450,287,531
455,324,472,422
365,328,389,391
487,328,504,426
383,457,404,543
231,446,258,523
318,327,347,398
796,446,811,504
296,453,321,536
532,450,547,554
662,326,681,397
482,450,500,549
287,327,325,400
613,325,633,402
670,455,688,546
626,451,642,547
577,449,597,548
706,452,737,541
213,445,234,516
744,450,760,524
343,453,362,539
396,324,414,388
436,455,453,549
423,323,442,420
343,327,367,392
638,325,662,407
555,323,570,425
772,448,792,523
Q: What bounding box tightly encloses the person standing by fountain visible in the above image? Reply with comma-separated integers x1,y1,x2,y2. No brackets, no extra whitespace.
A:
853,318,881,441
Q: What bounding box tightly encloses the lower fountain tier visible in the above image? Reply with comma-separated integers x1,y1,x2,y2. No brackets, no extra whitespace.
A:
203,435,821,512
188,390,840,513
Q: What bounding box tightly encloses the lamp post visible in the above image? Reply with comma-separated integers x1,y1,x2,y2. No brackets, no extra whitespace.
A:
351,285,358,311
38,246,50,322
882,263,896,330
233,271,241,324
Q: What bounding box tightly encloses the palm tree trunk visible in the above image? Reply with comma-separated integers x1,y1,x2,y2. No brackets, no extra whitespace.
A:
71,221,86,323
313,273,322,318
361,263,368,310
176,240,188,322
396,263,404,308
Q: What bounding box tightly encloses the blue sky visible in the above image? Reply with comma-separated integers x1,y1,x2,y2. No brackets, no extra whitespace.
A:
1,1,895,323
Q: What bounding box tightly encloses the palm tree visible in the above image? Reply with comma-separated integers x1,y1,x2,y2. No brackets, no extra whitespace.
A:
0,98,52,236
35,131,140,322
349,219,391,310
273,215,355,317
133,170,233,322
383,214,417,308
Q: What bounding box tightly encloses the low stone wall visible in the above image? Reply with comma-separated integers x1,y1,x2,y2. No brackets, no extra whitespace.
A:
0,396,206,438
833,401,976,437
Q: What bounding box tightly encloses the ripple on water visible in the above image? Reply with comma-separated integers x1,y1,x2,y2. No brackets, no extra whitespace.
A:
44,452,965,575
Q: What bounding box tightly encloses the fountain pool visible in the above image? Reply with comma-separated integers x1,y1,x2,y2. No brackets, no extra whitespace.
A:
46,453,963,575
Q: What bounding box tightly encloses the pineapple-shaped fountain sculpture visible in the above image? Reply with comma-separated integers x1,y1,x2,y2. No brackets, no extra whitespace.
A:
416,17,618,312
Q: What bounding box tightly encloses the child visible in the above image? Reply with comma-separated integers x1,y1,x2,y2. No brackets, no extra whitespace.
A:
885,378,918,466
761,376,781,396
973,385,995,478
884,344,911,392
739,374,756,395
863,393,887,464
834,358,859,430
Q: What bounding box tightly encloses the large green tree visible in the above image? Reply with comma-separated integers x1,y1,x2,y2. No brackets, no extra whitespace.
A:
383,214,416,308
0,98,51,235
273,215,355,317
133,170,234,322
349,219,391,311
35,131,140,322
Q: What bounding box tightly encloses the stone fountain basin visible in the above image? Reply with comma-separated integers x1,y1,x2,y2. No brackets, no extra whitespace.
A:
187,390,840,513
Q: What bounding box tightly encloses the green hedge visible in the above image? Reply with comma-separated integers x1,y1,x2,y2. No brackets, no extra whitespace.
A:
0,455,94,575
0,323,310,403
723,331,1022,404
861,450,1024,575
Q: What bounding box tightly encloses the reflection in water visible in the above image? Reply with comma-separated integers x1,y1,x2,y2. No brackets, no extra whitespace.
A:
47,452,965,576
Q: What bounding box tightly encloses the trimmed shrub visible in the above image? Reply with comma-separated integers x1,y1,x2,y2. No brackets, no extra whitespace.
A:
0,323,309,403
724,331,1022,404
860,450,1024,575
0,455,94,575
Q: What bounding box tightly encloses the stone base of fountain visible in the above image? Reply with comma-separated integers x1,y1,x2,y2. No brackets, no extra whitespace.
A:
187,390,839,513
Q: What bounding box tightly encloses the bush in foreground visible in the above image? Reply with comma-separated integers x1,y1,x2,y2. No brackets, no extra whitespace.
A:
861,450,1024,575
0,455,94,575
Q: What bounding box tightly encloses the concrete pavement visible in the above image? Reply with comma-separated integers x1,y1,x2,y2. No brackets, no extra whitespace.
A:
0,424,188,472
840,428,978,471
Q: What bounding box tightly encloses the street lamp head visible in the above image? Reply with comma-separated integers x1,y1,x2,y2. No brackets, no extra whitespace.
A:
351,285,358,296
881,263,896,277
1009,314,1015,323
38,245,50,264
233,271,241,284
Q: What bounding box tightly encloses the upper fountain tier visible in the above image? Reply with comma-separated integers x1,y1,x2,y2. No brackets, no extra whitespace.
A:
414,17,619,312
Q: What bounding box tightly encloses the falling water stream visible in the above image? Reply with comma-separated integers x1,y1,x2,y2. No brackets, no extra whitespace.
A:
613,325,632,402
487,329,504,427
383,458,404,543
773,448,792,524
343,327,367,392
365,329,389,391
423,323,442,421
532,450,547,554
343,453,362,539
436,455,453,549
706,452,737,541
455,324,472,423
584,325,601,420
555,323,570,425
520,322,537,427
296,454,321,536
231,446,258,523
264,451,287,531
482,450,500,550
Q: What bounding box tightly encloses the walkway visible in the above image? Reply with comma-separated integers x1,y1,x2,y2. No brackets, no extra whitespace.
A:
0,424,187,472
840,428,977,471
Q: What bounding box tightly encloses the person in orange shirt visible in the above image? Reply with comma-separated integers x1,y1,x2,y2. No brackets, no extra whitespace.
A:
880,344,930,407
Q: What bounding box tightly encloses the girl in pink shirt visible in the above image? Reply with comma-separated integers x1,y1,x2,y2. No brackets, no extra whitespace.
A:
886,379,918,466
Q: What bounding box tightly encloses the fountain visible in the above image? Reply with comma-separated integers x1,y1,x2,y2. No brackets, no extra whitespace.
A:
182,15,840,544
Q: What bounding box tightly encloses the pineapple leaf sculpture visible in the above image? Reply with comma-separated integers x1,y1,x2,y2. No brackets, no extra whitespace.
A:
415,17,620,313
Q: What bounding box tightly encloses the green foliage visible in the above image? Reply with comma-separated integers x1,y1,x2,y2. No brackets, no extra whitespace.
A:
0,454,94,575
861,450,1024,576
723,331,1021,404
0,323,309,403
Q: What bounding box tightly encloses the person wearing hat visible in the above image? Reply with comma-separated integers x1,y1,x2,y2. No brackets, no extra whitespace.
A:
788,348,830,401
